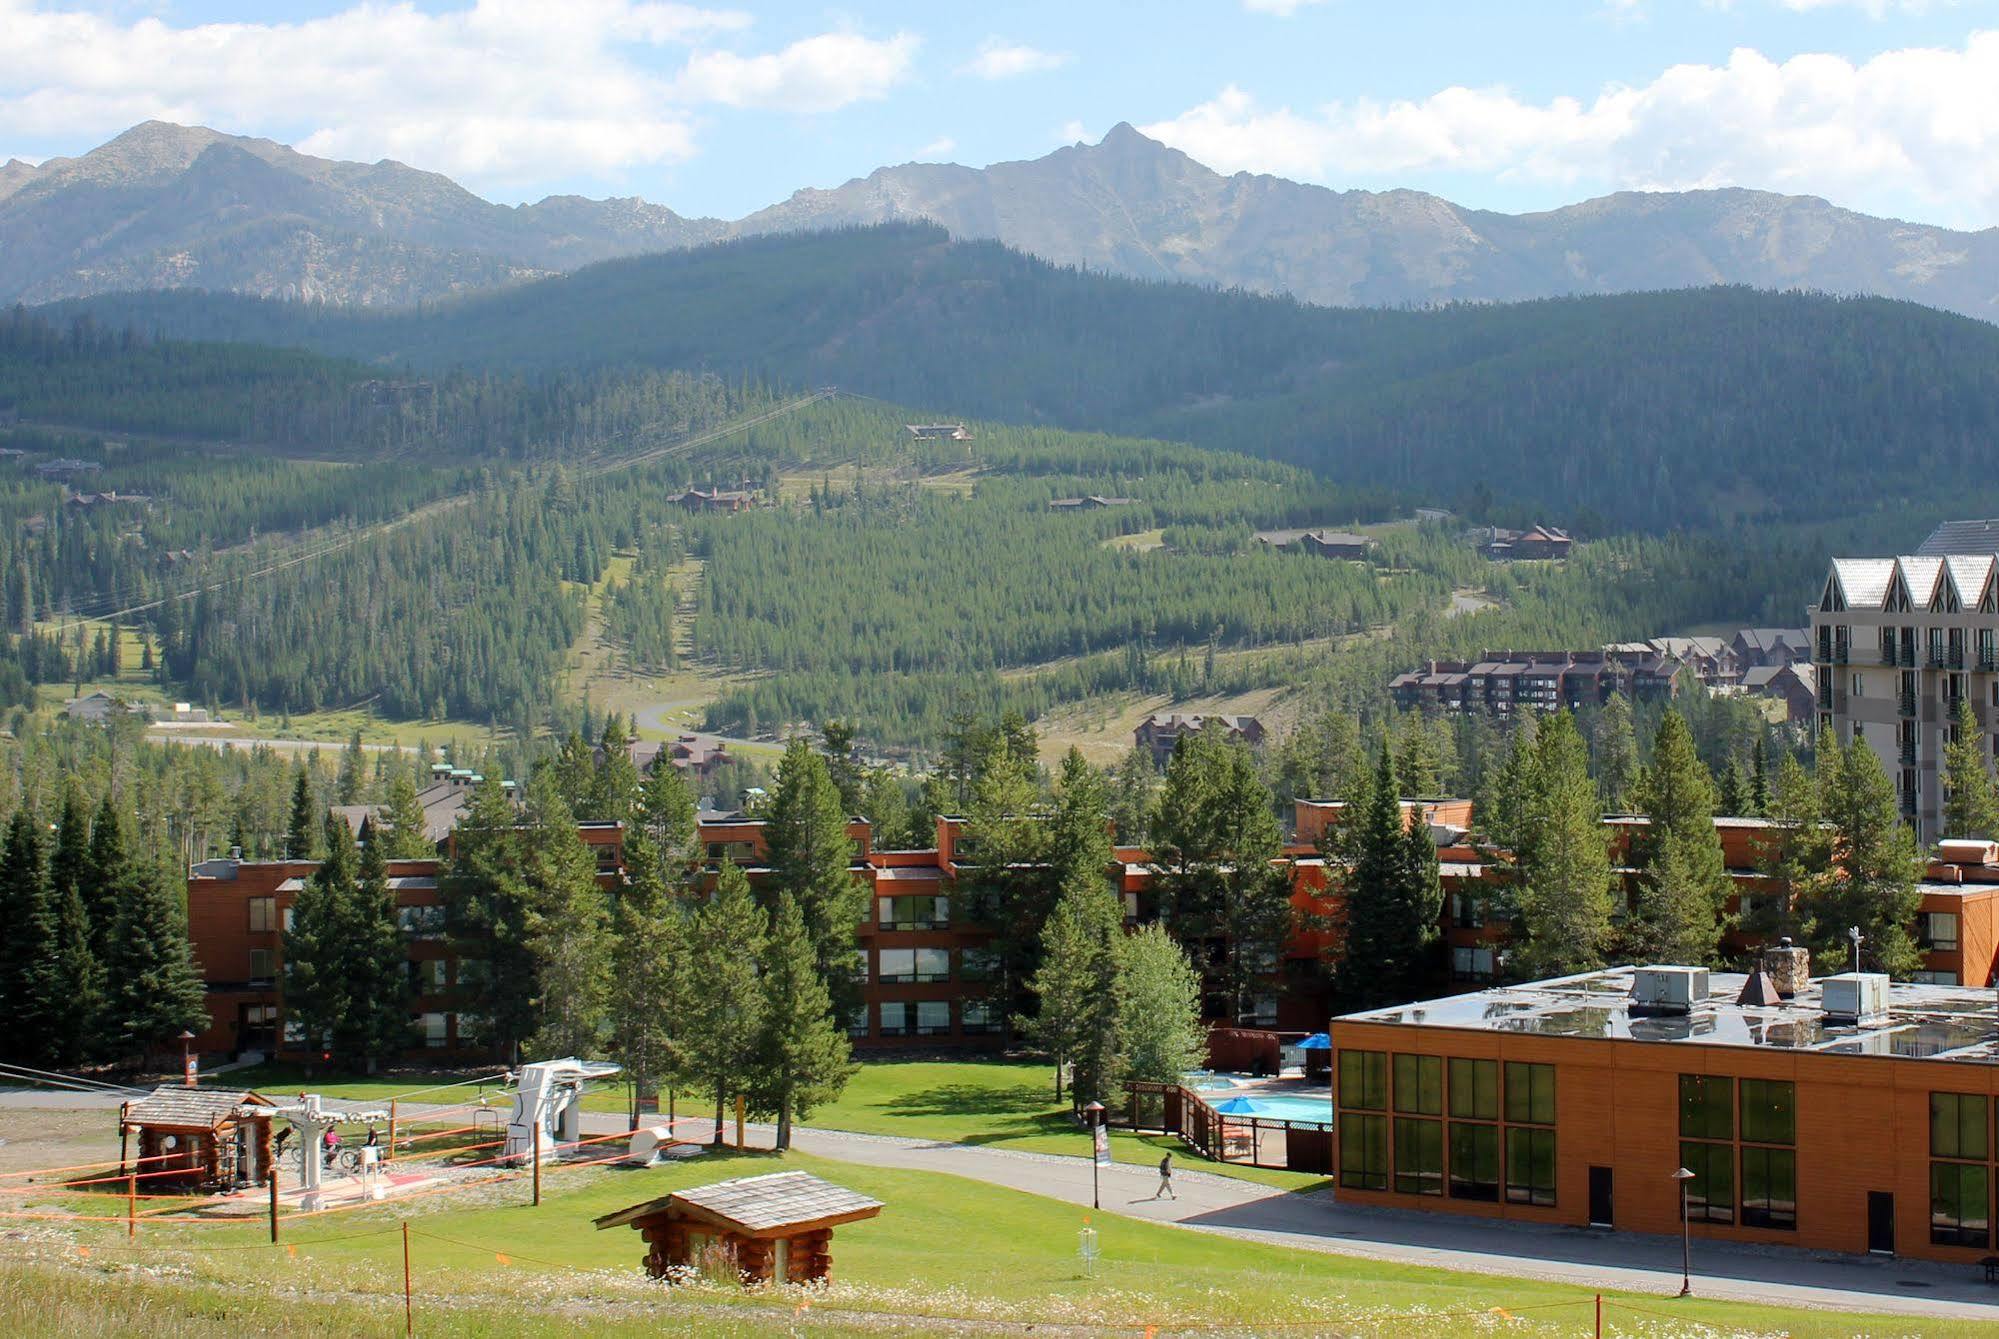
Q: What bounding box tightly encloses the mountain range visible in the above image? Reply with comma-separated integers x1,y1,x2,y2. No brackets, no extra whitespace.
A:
5,119,1999,320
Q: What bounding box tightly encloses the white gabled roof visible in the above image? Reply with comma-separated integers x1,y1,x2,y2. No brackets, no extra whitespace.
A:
1946,555,1995,609
1900,556,1943,609
1829,558,1897,610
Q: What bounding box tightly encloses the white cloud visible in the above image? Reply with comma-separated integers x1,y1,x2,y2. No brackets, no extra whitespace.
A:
0,1,912,196
959,39,1070,80
1241,0,1328,14
676,31,920,112
1142,35,1999,227
915,136,956,159
1057,120,1091,145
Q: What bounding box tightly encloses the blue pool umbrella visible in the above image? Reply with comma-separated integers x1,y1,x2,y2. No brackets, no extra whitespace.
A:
1296,1032,1333,1050
1209,1096,1263,1115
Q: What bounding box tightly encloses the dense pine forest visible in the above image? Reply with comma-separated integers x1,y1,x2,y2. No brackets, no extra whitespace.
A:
42,225,1999,530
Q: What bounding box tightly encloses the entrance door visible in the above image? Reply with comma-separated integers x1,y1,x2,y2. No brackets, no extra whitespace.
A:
1587,1166,1614,1228
1867,1191,1895,1255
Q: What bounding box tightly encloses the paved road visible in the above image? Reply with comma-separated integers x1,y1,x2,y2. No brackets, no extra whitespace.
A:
11,1087,1997,1322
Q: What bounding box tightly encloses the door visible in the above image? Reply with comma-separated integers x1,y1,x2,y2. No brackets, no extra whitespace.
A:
1587,1166,1614,1228
1867,1191,1895,1255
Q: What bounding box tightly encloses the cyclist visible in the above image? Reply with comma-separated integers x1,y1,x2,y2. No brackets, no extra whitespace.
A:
322,1125,341,1168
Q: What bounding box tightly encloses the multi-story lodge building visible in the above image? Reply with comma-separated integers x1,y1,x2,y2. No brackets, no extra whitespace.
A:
185,794,1999,1064
1389,649,1679,717
1811,522,1999,843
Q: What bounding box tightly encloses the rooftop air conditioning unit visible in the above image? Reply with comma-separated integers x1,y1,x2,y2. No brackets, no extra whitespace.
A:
1821,972,1890,1025
1630,966,1708,1016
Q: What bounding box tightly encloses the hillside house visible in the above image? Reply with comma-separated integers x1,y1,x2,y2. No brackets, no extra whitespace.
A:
1048,494,1136,510
1479,524,1572,560
1254,528,1374,560
671,487,757,513
1133,712,1265,766
904,424,971,441
1732,627,1811,669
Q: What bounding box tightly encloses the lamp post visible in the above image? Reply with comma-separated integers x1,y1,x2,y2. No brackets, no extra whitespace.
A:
1083,1101,1106,1210
1670,1166,1697,1297
179,1030,198,1088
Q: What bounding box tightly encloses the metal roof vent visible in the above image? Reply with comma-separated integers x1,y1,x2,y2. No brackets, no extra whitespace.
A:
1821,972,1890,1026
1630,966,1708,1017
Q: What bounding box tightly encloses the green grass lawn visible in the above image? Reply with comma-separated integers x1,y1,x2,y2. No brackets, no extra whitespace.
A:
0,1147,1978,1337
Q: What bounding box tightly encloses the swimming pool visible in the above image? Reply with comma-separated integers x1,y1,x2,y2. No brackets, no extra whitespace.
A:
1210,1094,1334,1122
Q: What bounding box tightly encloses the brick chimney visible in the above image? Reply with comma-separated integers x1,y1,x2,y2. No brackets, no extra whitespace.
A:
1762,939,1810,999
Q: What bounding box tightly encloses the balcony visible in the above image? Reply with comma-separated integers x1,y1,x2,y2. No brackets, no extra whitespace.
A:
1898,740,1918,766
1898,690,1918,717
1833,640,1851,665
1948,647,1966,670
1981,653,1998,673
1928,650,1948,670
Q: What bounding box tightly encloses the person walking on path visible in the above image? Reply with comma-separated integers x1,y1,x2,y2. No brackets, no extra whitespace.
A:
1151,1152,1176,1200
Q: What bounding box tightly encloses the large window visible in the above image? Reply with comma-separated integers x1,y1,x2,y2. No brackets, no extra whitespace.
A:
1679,1075,1733,1141
247,948,276,983
915,1000,951,1036
1921,912,1961,952
878,894,948,930
1393,1055,1442,1115
397,904,446,939
878,1002,909,1037
1931,1092,1993,1248
409,958,448,993
247,896,277,933
1680,1140,1734,1224
1932,1162,1991,1248
878,948,945,984
1449,1059,1498,1120
1740,1080,1794,1145
1505,1128,1556,1206
1394,1117,1444,1196
1337,1050,1387,1111
1741,1147,1797,1230
1505,1062,1555,1126
959,946,999,982
961,999,1000,1034
1339,1114,1387,1191
419,1012,449,1049
1448,1122,1499,1201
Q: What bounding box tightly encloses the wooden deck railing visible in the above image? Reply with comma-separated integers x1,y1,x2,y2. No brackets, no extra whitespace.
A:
1115,1081,1332,1174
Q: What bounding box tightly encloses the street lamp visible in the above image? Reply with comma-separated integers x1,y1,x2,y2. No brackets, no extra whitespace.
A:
1083,1101,1106,1210
1670,1166,1697,1297
179,1030,198,1088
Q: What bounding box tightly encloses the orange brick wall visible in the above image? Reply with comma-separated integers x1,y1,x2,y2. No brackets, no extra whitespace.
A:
1330,1019,1999,1264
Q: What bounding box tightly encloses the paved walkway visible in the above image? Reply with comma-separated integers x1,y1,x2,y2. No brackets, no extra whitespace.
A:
12,1087,1999,1321
591,1112,1999,1323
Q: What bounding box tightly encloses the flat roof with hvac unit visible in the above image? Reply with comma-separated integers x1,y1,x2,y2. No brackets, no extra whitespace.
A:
1329,963,1999,1267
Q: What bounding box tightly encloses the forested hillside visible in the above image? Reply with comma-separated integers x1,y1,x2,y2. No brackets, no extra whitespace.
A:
48,226,1999,530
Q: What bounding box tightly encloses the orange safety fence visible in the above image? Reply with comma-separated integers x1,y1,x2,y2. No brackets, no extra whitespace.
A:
0,1152,175,1180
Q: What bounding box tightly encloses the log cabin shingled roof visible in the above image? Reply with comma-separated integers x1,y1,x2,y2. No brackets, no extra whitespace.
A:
594,1171,884,1236
122,1086,272,1128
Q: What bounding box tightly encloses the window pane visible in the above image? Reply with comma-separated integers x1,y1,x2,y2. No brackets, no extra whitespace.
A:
1505,1062,1555,1125
878,1002,909,1036
1742,1147,1796,1230
1932,1093,1988,1161
1740,1080,1795,1145
1394,1055,1442,1115
914,948,951,981
1338,1050,1386,1111
916,1000,951,1034
1679,1075,1732,1140
1680,1141,1734,1223
1448,1058,1497,1120
1931,1162,1992,1248
1448,1123,1499,1201
1504,1128,1556,1206
1393,1117,1443,1195
1339,1114,1387,1191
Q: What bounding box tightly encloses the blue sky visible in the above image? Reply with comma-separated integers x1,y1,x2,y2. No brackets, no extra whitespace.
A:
5,1,1999,227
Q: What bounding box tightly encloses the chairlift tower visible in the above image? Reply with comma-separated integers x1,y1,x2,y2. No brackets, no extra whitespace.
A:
505,1058,622,1164
267,1093,388,1210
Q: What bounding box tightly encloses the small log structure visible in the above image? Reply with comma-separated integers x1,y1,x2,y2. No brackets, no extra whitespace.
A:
119,1086,276,1189
594,1170,883,1285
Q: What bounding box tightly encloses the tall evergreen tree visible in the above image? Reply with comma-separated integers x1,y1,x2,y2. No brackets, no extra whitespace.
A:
335,728,367,805
82,793,126,965
1942,698,1999,841
1020,869,1123,1107
752,892,854,1150
818,719,867,816
0,809,56,1063
1744,751,1829,948
1592,694,1641,812
589,715,642,826
102,862,208,1061
1333,747,1442,1009
1626,711,1730,965
440,777,537,1059
284,767,319,859
609,829,690,1123
378,770,435,859
1153,729,1293,1023
1510,711,1617,979
284,813,357,1062
343,831,414,1067
1811,738,1925,977
763,738,864,1017
685,862,767,1145
45,876,102,1068
519,771,611,1059
962,734,1053,1021
1748,738,1772,818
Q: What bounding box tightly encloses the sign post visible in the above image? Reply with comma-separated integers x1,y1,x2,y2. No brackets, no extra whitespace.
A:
1084,1100,1107,1211
180,1030,198,1088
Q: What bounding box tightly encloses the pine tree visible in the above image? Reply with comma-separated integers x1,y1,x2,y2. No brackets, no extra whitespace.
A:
1718,756,1748,818
752,893,854,1150
1510,712,1616,979
1942,698,1999,841
1744,752,1829,947
1811,738,1924,977
1113,925,1205,1085
102,862,208,1062
0,809,56,1064
609,830,690,1123
82,794,126,965
686,862,767,1145
1020,870,1123,1109
1748,738,1771,818
764,738,864,1018
335,729,366,805
284,814,356,1063
818,719,867,816
1626,711,1729,965
1152,729,1291,1023
1333,747,1442,1009
343,832,413,1067
1592,694,1641,812
45,878,102,1068
635,761,698,879
1047,749,1113,895
441,777,537,1058
1393,717,1442,798
549,730,598,817
284,767,319,859
1108,745,1156,846
520,772,611,1059
589,714,642,826
379,770,434,859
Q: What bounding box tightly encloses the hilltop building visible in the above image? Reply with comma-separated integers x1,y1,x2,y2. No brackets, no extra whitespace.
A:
1389,649,1679,717
1477,525,1571,560
1133,712,1265,766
